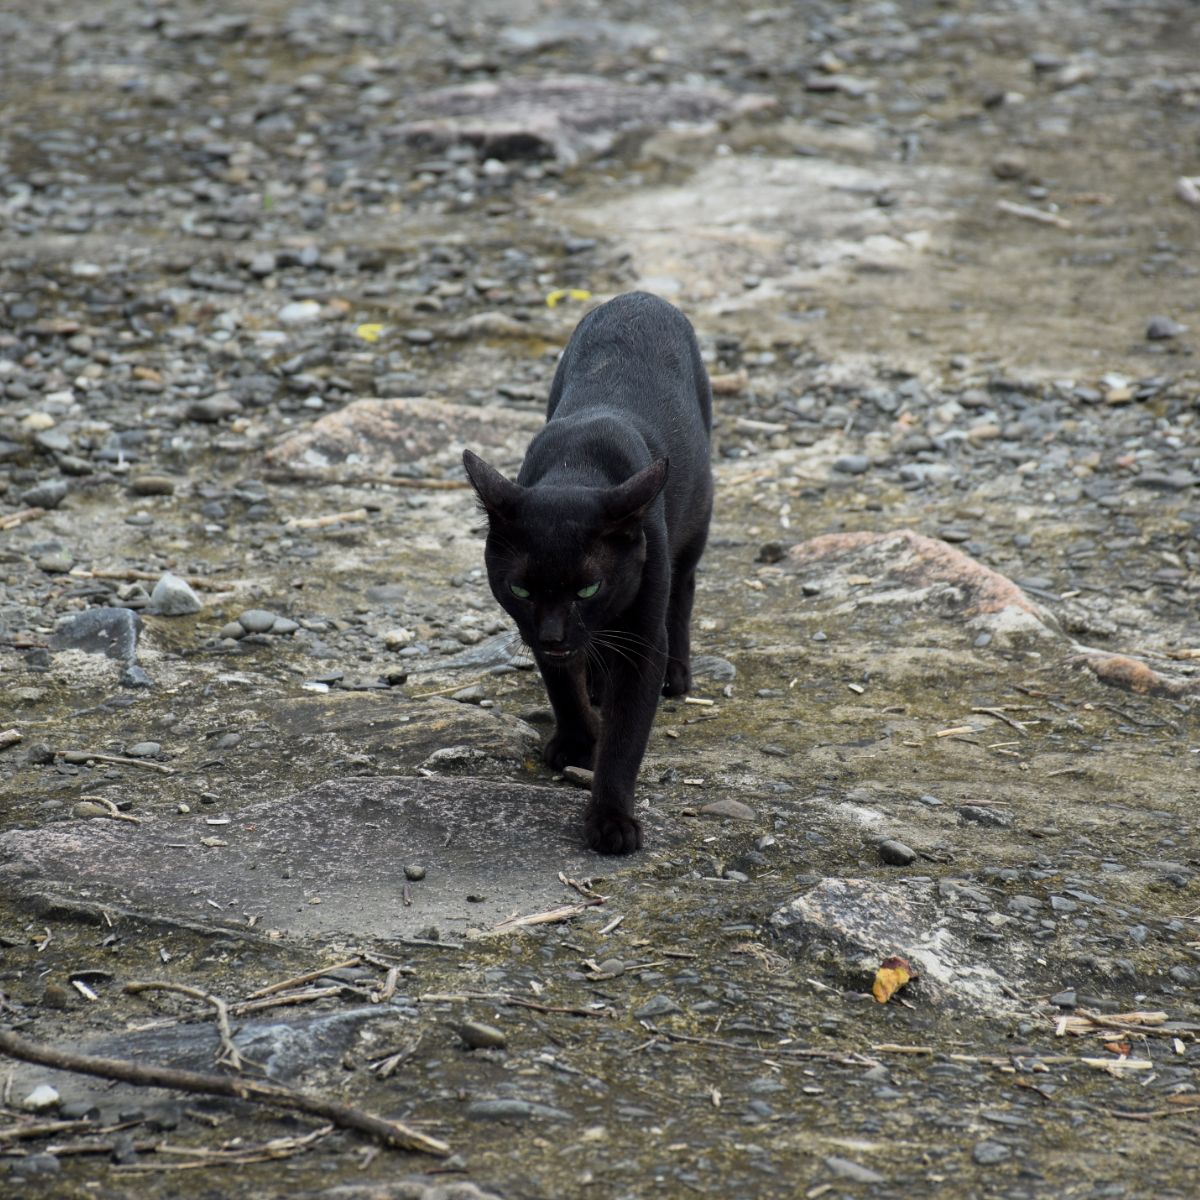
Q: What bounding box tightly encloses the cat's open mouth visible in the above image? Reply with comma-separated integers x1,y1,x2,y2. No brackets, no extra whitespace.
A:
540,648,576,662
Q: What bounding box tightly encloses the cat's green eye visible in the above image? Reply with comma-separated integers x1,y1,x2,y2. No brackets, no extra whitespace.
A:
576,581,601,599
509,583,530,599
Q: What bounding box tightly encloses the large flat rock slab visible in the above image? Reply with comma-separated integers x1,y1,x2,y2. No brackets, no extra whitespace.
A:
0,778,623,942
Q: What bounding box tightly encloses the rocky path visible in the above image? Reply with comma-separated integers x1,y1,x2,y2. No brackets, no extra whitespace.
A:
1,1,1198,1197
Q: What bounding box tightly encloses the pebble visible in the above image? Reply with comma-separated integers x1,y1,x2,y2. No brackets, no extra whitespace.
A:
9,1153,61,1176
972,1140,1013,1166
1145,315,1186,340
36,551,75,574
404,864,426,881
832,454,871,475
187,394,242,422
149,572,202,616
272,616,299,634
456,1021,507,1050
465,1099,568,1121
238,609,279,633
878,839,917,866
825,1156,886,1184
634,994,682,1019
277,300,322,325
22,1084,61,1112
129,475,176,496
126,741,161,758
1050,989,1077,1008
219,621,247,640
21,479,69,509
700,798,757,821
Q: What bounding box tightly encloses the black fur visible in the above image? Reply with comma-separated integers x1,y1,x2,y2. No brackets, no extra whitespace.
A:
463,292,713,854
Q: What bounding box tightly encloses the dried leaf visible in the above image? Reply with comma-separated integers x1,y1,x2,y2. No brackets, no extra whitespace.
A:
872,955,914,1004
1103,1041,1131,1056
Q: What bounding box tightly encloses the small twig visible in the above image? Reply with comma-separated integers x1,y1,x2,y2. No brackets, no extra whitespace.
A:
114,1125,332,1171
79,795,141,824
477,900,604,936
124,981,251,1072
0,507,46,531
558,873,607,903
69,567,233,590
996,199,1073,229
233,986,355,1016
970,707,1029,735
244,958,362,1000
419,991,609,1019
284,509,369,530
56,750,174,775
0,1031,449,1157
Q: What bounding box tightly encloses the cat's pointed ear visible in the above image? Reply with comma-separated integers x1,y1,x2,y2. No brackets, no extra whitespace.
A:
603,457,669,536
463,449,521,520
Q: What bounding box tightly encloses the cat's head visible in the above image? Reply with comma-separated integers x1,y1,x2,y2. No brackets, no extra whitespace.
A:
462,449,668,662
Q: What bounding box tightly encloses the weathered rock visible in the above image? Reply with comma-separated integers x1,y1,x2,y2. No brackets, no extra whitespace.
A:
148,572,202,616
771,878,1016,1013
393,75,775,166
265,397,543,478
700,798,757,822
0,770,631,941
50,608,141,666
786,529,1054,640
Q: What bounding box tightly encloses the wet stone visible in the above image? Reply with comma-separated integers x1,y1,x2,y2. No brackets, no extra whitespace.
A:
833,455,871,475
634,994,682,1019
129,474,176,496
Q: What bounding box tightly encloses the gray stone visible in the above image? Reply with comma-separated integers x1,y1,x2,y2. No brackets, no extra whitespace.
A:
1146,315,1186,340
833,454,871,475
277,300,322,325
691,654,737,681
700,798,757,822
0,772,625,942
634,994,682,1019
878,839,917,866
149,572,202,616
20,479,69,509
772,877,1014,1014
824,1156,886,1184
187,394,242,422
22,1083,61,1112
238,609,279,633
219,621,247,640
51,608,141,665
271,616,299,635
465,1099,569,1121
126,742,161,758
972,1140,1013,1165
958,805,1012,828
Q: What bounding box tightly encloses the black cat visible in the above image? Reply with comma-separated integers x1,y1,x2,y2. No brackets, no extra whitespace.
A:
463,292,713,854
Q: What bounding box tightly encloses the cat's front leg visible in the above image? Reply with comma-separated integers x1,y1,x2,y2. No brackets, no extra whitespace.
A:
539,655,599,771
584,626,666,855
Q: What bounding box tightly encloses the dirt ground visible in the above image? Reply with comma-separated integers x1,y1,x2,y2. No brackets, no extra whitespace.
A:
1,1,1199,1197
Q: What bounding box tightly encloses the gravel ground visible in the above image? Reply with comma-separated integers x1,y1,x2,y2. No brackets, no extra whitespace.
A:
1,1,1199,1197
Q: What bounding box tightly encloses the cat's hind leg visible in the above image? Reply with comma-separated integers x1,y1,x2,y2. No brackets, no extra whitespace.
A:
663,528,707,696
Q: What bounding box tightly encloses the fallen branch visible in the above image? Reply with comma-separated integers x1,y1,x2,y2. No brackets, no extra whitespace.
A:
124,981,252,1072
244,958,363,1000
56,750,174,775
0,1030,449,1157
996,199,1073,229
477,900,604,937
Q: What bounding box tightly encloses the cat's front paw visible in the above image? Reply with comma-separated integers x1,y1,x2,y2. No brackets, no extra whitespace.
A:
545,731,596,771
662,660,691,697
584,803,643,855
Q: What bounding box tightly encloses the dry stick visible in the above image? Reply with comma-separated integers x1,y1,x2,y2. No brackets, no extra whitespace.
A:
0,507,45,531
55,750,174,775
970,707,1029,735
234,986,359,1016
642,1024,866,1064
419,991,608,1019
0,1030,449,1157
124,981,250,1072
244,957,362,1000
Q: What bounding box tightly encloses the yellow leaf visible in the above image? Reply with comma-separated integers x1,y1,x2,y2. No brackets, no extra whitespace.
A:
872,955,913,1004
355,323,385,343
545,288,593,309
